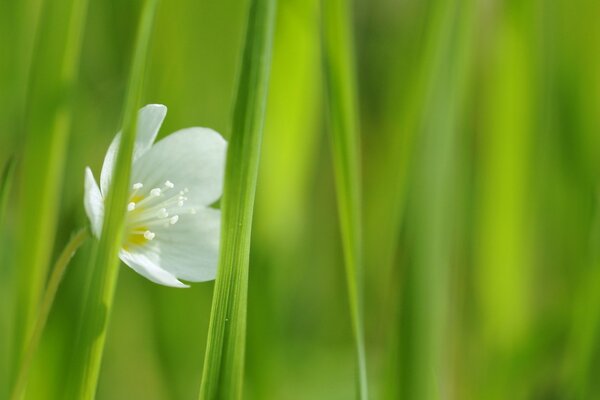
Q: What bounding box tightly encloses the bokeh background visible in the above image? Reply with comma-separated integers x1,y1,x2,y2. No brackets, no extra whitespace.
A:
2,0,600,398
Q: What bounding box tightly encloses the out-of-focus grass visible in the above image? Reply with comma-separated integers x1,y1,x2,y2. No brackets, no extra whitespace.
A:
66,0,159,397
12,0,89,386
321,0,368,397
3,0,600,398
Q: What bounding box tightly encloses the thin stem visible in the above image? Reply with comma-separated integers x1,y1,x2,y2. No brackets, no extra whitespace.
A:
10,227,89,400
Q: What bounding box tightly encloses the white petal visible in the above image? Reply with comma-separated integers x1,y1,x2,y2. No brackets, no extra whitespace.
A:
152,207,221,282
84,167,104,238
119,249,189,288
123,207,221,284
131,128,227,207
100,104,167,195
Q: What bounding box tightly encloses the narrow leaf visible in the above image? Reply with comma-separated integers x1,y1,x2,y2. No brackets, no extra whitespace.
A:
320,0,368,397
198,0,276,397
12,0,89,366
66,0,159,397
0,155,16,231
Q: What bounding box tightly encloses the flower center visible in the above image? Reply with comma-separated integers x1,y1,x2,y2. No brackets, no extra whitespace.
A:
123,180,196,249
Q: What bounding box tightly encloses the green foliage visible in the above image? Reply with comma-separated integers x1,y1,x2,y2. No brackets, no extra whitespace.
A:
12,0,89,374
0,156,15,232
320,0,367,397
198,0,276,398
66,0,159,397
2,0,600,398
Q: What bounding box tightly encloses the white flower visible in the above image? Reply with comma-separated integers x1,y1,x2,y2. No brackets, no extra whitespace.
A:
83,104,227,288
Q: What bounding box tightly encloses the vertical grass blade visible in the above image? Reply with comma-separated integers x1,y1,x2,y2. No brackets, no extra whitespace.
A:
0,155,16,398
401,0,474,397
320,0,368,397
0,156,16,231
65,0,159,397
198,0,276,397
12,0,89,371
475,3,534,397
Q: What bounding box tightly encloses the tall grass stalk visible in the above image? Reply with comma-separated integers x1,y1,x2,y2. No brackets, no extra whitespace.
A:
198,0,276,397
475,4,534,397
10,228,89,400
409,1,473,398
320,0,368,397
65,0,159,397
12,0,89,372
0,156,16,397
0,156,15,232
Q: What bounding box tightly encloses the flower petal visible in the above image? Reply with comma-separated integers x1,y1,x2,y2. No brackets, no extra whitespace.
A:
119,249,189,288
100,104,167,195
123,207,220,284
131,127,227,207
84,167,104,238
152,207,221,282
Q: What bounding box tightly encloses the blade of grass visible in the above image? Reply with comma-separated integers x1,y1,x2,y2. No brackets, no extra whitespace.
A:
403,0,474,397
12,0,89,372
198,0,276,397
320,0,368,397
65,0,159,397
475,3,535,397
0,155,16,399
10,227,89,400
0,156,16,231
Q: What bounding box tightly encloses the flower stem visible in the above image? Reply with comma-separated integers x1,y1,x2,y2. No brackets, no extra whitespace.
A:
10,227,89,400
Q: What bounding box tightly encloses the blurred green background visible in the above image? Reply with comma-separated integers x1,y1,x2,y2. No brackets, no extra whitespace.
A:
2,0,600,398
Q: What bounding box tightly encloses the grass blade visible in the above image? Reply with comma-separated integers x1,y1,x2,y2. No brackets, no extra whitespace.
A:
12,0,89,370
320,0,368,397
0,156,16,231
400,0,474,397
198,0,276,397
65,0,159,397
0,155,16,398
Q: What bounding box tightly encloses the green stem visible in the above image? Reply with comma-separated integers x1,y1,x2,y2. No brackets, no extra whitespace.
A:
10,227,89,400
320,0,368,397
198,0,276,397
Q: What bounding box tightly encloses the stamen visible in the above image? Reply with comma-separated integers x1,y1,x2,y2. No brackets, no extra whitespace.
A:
132,183,143,190
190,208,197,214
169,215,179,225
184,187,189,193
127,202,136,211
158,208,169,218
143,231,155,240
165,180,174,188
150,188,162,197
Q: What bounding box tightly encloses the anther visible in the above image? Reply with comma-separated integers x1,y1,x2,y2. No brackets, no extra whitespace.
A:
132,183,143,190
158,208,169,218
165,180,174,189
184,187,189,193
150,188,162,197
127,202,136,211
169,215,179,225
144,231,155,240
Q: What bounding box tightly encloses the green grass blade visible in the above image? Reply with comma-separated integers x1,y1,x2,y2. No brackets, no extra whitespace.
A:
474,3,535,397
198,0,276,397
400,0,474,398
0,155,16,398
0,156,16,231
65,0,159,397
320,0,368,397
12,0,89,368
